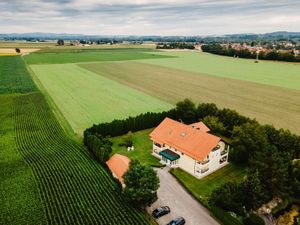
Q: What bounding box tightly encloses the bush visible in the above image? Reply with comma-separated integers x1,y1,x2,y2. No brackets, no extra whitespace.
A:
209,182,245,215
210,206,243,225
243,213,264,225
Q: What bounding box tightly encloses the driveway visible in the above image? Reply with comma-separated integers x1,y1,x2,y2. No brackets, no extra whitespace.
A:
147,167,220,225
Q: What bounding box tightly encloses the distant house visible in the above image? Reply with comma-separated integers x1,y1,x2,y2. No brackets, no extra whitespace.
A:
106,154,130,186
150,118,229,179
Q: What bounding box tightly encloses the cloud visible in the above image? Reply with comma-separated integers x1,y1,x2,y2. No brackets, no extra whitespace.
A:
0,0,299,35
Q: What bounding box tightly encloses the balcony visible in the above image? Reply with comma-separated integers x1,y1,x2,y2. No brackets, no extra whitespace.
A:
219,156,227,164
201,159,210,165
221,150,228,156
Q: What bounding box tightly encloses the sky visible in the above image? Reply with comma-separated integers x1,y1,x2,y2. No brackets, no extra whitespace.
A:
1,0,300,36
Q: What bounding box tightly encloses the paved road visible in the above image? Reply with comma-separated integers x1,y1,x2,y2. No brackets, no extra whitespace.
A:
147,168,220,225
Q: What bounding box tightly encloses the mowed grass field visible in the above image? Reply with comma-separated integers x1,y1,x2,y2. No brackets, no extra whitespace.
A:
143,51,300,90
30,63,173,134
81,61,300,134
25,48,170,64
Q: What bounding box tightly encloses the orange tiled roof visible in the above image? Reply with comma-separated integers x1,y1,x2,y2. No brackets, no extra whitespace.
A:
150,118,221,161
106,154,130,183
190,122,210,133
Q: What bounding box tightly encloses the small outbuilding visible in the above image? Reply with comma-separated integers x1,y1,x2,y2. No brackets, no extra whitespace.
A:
106,154,130,186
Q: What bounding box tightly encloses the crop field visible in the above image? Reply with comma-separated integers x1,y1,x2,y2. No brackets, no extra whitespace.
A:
142,51,300,90
0,56,152,225
0,56,37,94
81,61,300,134
30,63,173,134
0,94,46,225
24,48,170,64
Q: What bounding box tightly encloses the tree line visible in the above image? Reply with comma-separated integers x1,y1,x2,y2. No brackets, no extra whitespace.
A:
156,42,195,49
201,44,300,62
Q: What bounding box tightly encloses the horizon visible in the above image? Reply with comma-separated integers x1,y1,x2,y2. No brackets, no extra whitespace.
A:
1,0,300,36
1,30,300,38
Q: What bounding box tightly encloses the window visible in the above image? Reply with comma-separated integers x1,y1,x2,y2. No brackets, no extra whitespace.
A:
154,142,161,148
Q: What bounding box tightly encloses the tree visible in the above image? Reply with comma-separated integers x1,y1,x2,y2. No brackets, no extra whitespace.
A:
252,144,292,197
230,122,269,164
196,103,218,120
175,99,197,124
202,116,226,135
15,48,21,53
57,39,64,46
209,182,245,215
123,160,159,208
290,160,300,197
243,170,270,210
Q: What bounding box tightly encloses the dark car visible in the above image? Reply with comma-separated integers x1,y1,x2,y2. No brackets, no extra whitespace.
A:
167,217,185,225
152,206,171,218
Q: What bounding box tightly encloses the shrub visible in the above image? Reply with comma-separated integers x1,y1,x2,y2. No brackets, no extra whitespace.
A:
243,213,265,225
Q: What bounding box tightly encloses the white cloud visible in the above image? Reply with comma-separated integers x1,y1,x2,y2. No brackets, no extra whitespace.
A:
0,0,299,35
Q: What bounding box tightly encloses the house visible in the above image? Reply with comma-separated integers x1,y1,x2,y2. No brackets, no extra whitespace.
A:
106,154,130,186
150,118,229,179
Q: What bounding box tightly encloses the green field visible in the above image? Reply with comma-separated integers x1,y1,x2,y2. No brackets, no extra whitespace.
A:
30,63,173,134
25,48,170,64
0,94,46,225
81,61,300,134
142,51,300,90
111,129,161,167
0,56,153,225
0,56,37,94
171,164,246,203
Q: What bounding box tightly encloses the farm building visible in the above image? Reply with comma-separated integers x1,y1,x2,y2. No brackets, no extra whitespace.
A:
106,154,130,186
150,118,229,179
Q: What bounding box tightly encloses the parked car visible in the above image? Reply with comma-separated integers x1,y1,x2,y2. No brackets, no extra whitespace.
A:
167,217,185,225
152,206,171,218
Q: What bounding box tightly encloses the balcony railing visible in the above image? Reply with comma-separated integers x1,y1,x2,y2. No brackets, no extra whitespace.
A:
201,167,209,173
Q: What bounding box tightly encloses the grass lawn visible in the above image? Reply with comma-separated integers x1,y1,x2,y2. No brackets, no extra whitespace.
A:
142,51,300,90
81,61,300,134
110,129,161,167
30,63,173,134
171,164,246,204
24,48,170,64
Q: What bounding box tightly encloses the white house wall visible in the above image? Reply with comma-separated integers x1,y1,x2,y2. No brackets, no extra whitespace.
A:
152,141,229,179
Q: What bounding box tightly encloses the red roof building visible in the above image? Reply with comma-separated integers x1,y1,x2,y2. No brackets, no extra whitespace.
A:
150,118,229,179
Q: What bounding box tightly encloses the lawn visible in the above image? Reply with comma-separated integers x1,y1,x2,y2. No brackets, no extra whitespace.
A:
110,129,161,167
80,61,300,134
24,48,170,64
0,56,37,94
171,164,246,204
30,63,173,134
142,51,300,90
